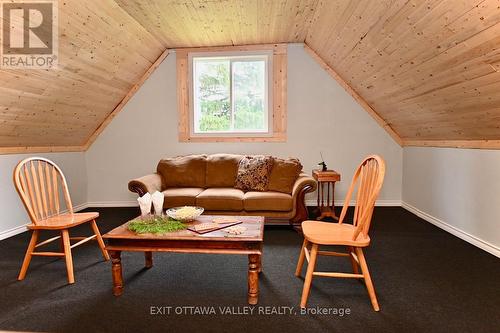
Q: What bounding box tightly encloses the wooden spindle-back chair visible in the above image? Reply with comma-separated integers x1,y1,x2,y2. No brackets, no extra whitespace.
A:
13,157,109,284
295,155,385,311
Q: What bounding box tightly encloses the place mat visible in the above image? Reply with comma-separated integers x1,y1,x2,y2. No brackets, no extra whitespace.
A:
188,220,242,234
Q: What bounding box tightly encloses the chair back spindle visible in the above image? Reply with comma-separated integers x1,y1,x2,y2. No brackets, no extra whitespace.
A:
13,157,74,224
337,155,385,240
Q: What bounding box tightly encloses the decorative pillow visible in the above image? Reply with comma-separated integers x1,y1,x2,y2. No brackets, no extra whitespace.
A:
235,155,274,192
157,154,207,188
268,157,303,194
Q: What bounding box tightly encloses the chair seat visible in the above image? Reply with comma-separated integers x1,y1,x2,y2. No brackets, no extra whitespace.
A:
302,221,370,247
27,212,99,230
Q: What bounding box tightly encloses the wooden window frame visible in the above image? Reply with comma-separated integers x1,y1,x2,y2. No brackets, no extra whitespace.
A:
190,51,273,137
177,44,287,142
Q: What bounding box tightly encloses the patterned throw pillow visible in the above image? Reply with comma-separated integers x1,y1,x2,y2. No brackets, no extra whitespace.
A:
235,155,274,191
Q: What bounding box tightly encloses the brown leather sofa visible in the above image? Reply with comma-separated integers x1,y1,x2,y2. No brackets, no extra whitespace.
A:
128,154,317,225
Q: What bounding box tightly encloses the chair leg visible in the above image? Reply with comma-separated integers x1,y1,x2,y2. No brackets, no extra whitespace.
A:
18,230,39,281
355,247,380,311
300,243,318,308
348,246,359,274
295,239,309,277
61,229,75,284
90,220,110,261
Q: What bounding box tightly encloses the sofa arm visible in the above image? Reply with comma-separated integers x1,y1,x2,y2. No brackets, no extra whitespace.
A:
128,173,163,197
290,173,317,226
292,173,317,198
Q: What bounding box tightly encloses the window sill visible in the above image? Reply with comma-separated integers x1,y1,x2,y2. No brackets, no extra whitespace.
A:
178,133,286,143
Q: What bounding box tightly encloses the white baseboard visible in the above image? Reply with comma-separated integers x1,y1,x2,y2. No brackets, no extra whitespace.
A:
73,202,89,211
0,202,89,241
87,201,138,207
0,224,30,241
402,201,500,258
304,199,401,207
91,200,399,208
3,198,497,258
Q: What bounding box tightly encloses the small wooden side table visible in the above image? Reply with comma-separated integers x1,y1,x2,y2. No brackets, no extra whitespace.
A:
312,169,341,221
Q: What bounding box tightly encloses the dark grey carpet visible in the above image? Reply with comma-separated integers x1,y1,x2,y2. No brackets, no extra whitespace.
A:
0,207,498,333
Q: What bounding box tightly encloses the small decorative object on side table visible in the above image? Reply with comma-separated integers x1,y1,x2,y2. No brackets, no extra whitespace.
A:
312,169,341,221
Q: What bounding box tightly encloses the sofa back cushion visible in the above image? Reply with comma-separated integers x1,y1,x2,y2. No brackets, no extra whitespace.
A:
157,155,207,188
205,154,243,187
235,155,274,192
268,157,303,193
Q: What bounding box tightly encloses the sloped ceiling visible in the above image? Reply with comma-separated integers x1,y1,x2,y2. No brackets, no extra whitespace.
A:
306,0,500,147
1,0,500,153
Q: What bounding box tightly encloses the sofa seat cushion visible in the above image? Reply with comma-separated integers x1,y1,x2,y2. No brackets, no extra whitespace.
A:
163,188,204,208
196,188,244,211
244,191,293,212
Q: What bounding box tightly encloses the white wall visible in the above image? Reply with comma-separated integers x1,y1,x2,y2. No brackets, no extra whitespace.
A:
402,147,500,256
0,152,87,239
85,44,402,205
4,44,498,259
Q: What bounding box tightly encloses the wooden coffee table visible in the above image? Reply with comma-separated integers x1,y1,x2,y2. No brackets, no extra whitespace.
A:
102,215,264,305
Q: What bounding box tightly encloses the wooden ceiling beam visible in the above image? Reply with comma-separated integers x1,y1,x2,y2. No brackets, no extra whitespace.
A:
0,146,85,155
403,140,500,150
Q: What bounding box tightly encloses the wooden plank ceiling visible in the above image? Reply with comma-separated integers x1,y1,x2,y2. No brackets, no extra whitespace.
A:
306,0,500,147
1,0,500,152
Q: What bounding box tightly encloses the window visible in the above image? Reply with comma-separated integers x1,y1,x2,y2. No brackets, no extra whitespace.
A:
177,44,287,142
192,54,270,134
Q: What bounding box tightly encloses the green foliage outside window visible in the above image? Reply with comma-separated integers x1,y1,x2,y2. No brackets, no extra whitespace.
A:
195,57,267,132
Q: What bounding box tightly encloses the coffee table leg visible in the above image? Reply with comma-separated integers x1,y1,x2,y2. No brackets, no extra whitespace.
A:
248,254,260,305
145,251,153,268
110,250,123,296
257,254,263,273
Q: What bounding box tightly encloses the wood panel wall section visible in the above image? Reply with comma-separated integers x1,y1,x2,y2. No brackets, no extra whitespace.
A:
83,49,170,150
1,0,500,153
0,0,165,154
303,45,402,145
404,140,500,150
113,0,318,47
305,0,500,149
177,44,287,143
